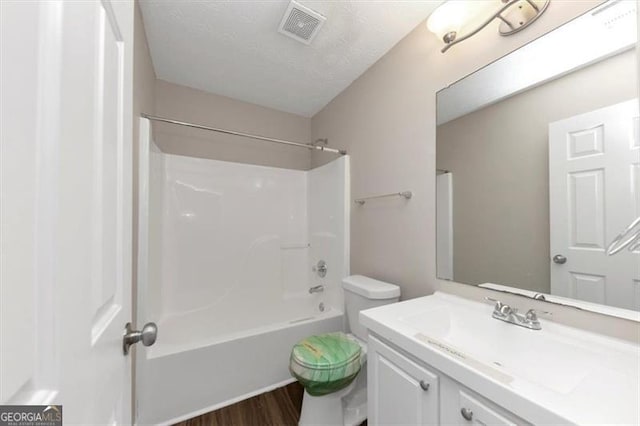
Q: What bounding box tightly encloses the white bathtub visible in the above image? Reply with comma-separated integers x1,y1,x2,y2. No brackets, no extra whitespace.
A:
149,297,342,359
137,304,343,425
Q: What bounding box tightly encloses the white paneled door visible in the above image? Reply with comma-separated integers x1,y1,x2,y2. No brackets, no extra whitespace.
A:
1,0,133,423
549,99,640,310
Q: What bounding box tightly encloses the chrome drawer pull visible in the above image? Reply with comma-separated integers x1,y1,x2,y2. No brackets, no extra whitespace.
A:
461,407,473,421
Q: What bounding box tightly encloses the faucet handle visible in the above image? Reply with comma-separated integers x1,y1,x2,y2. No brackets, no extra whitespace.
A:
499,304,513,316
525,308,552,321
485,296,503,309
485,297,514,317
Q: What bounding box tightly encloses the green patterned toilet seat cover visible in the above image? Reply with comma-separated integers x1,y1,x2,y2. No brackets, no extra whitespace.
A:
289,332,362,396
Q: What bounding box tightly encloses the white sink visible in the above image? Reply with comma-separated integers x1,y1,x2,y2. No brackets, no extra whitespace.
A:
360,291,640,425
398,304,597,394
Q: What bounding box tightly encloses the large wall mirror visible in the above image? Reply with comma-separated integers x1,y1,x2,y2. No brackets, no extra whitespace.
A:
436,0,639,319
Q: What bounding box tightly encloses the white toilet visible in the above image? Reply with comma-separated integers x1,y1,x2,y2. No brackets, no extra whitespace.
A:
290,275,400,426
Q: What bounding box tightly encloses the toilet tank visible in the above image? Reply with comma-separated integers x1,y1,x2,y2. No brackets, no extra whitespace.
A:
342,275,400,342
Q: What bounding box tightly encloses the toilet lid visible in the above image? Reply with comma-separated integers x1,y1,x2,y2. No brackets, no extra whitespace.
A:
290,332,361,371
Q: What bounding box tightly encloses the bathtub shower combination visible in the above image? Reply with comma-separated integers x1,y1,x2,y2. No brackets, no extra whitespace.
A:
136,119,350,425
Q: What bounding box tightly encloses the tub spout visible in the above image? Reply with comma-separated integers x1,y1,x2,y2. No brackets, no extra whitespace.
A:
309,285,324,294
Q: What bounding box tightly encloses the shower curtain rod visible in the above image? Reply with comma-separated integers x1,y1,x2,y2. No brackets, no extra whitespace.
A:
141,113,347,155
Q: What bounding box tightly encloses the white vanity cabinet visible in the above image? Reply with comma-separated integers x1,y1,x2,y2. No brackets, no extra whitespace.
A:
362,293,640,425
368,335,529,426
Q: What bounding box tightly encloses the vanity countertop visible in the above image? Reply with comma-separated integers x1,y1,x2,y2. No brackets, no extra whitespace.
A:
360,292,640,425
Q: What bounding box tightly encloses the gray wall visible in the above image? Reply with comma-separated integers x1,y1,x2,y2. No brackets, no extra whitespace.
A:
153,79,312,170
436,49,637,293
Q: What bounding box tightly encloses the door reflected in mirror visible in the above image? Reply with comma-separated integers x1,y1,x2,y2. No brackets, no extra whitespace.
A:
435,0,639,317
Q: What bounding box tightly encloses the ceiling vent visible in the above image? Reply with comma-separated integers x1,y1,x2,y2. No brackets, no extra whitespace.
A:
278,1,326,45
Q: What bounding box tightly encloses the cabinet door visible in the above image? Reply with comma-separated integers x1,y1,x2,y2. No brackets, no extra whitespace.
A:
368,335,439,425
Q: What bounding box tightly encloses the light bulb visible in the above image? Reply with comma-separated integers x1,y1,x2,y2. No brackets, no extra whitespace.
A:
426,1,470,42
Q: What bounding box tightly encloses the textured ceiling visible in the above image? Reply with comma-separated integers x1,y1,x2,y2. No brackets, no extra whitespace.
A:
139,1,441,117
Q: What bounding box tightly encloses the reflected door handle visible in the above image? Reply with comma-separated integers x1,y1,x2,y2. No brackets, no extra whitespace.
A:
460,407,473,421
314,260,327,278
552,254,567,264
123,322,157,355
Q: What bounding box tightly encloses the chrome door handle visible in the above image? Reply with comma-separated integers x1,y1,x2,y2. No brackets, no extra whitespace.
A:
419,380,430,391
460,407,473,421
552,254,567,264
123,322,157,355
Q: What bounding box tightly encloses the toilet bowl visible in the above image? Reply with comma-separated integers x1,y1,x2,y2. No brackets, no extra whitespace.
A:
290,275,400,426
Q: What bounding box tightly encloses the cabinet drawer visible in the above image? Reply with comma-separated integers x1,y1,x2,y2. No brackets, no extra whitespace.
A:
368,335,440,425
457,390,522,426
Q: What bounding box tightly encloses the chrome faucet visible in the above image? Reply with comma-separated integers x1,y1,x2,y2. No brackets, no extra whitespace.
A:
485,297,550,330
309,285,324,294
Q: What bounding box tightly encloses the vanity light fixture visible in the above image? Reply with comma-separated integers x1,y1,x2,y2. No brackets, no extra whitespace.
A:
427,0,550,53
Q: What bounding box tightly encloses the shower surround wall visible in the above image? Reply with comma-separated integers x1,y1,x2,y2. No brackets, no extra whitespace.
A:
136,121,349,424
160,155,309,322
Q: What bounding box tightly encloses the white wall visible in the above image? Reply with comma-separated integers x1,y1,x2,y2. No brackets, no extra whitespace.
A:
311,1,640,341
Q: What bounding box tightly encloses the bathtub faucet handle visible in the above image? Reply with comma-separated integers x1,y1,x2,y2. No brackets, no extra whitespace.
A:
309,285,325,294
